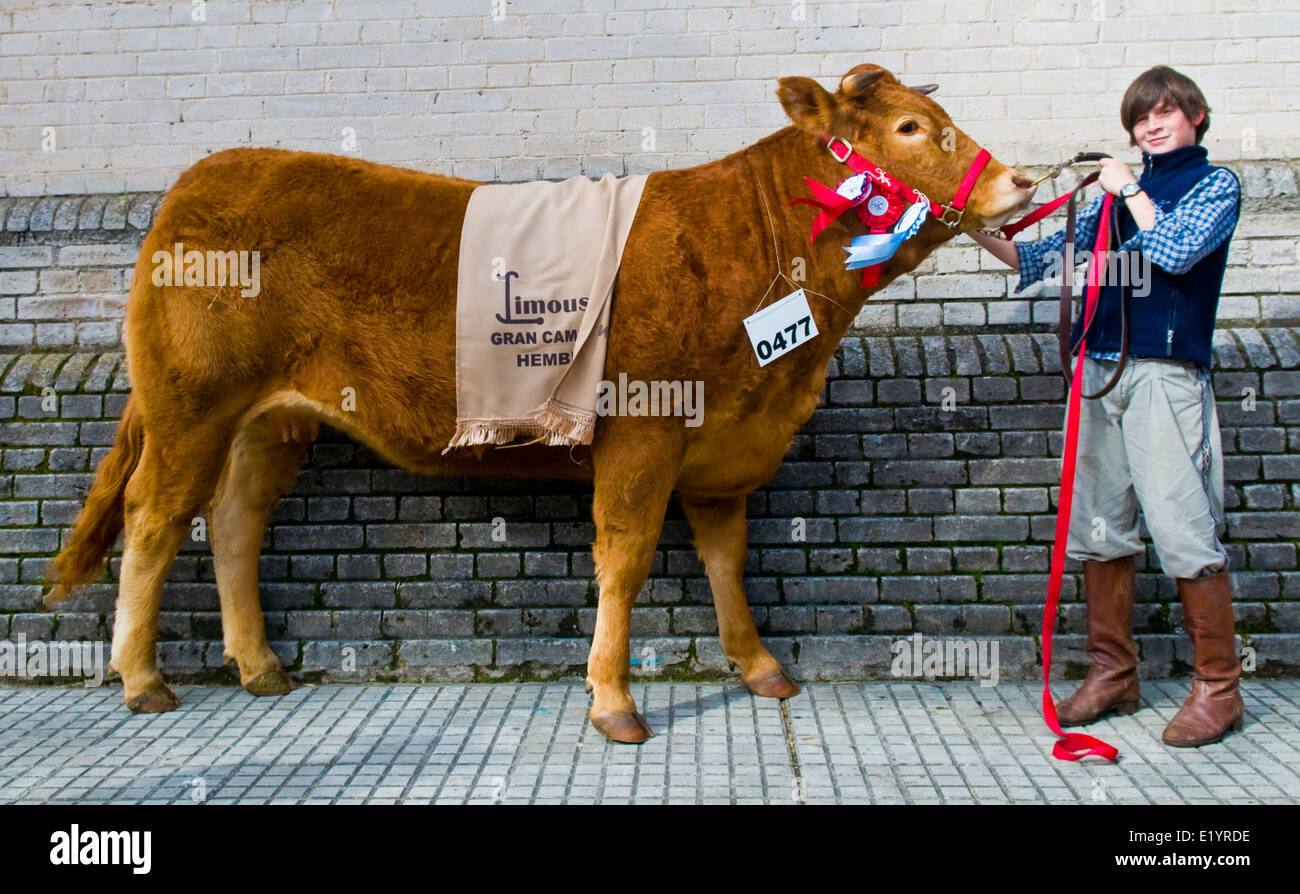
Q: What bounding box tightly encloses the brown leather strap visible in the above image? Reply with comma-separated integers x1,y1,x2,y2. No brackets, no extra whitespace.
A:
1058,172,1128,400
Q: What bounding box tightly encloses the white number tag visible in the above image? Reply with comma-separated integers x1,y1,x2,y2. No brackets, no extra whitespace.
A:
743,288,819,367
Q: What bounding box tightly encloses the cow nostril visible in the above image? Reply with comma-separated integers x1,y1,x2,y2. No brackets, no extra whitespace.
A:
1011,173,1034,190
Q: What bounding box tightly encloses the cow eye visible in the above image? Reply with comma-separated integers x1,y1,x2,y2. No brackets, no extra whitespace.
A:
898,120,919,134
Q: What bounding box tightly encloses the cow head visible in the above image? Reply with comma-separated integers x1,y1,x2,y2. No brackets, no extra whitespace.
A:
777,64,1035,230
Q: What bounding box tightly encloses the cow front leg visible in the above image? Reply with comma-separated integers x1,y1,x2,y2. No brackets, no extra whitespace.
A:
682,493,799,698
586,441,677,744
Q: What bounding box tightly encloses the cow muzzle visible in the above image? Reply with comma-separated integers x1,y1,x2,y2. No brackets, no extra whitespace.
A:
968,165,1039,230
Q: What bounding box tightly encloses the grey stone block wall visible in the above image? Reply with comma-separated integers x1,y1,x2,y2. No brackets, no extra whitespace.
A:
3,326,1299,684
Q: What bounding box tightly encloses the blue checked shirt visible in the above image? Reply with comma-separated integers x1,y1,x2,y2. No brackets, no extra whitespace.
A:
1013,168,1240,361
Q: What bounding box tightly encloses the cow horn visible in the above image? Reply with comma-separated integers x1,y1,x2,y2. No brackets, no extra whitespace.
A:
840,69,887,99
908,83,939,95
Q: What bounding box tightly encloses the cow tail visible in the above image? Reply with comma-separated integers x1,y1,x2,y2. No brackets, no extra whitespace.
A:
44,393,144,605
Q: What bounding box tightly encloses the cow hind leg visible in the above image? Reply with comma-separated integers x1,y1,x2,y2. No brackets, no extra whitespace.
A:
210,413,312,696
586,438,678,744
113,430,231,713
681,494,799,699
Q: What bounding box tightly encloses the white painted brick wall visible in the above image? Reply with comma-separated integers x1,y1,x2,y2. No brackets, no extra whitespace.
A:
1,0,1297,196
1,1,1296,348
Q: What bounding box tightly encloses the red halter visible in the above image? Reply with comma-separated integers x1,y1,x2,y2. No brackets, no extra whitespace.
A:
789,133,992,287
819,132,991,229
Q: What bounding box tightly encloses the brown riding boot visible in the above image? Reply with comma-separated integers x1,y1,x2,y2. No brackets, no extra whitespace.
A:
1057,556,1142,726
1163,570,1244,747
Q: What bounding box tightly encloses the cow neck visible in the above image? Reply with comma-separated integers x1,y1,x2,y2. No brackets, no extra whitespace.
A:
744,129,853,309
719,127,954,406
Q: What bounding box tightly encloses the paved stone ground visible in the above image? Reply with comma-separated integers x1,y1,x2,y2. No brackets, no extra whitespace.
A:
1,680,1297,805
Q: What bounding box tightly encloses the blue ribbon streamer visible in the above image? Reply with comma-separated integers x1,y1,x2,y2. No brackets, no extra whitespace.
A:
842,200,929,270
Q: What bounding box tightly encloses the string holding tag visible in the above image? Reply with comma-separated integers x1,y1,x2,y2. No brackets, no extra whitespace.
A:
751,174,854,318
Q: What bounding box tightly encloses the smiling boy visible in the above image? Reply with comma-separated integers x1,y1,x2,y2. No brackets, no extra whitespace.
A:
971,66,1244,747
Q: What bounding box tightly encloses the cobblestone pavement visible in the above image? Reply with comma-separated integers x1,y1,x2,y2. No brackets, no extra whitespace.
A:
1,681,1297,805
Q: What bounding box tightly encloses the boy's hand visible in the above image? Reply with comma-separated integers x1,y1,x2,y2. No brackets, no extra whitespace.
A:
1098,157,1138,196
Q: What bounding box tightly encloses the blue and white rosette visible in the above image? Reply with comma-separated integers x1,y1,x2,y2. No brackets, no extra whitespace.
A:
835,172,871,202
842,196,931,271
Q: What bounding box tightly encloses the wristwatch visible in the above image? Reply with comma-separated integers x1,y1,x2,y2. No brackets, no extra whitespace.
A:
1120,182,1144,199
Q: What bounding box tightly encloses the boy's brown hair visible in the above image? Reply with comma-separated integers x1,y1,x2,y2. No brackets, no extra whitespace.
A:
1120,65,1211,146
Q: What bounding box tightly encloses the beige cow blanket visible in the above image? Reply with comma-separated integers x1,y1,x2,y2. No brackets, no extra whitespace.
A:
445,171,649,452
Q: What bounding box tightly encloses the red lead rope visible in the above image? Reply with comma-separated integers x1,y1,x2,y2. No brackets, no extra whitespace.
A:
998,188,1081,239
1041,191,1121,762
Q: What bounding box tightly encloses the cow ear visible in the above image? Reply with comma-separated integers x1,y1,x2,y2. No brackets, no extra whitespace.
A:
908,83,939,95
777,76,837,132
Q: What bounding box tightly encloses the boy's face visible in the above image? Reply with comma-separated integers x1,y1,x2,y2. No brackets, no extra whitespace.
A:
1131,100,1205,154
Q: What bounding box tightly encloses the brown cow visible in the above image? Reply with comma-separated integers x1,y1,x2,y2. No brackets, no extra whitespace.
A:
45,63,1036,743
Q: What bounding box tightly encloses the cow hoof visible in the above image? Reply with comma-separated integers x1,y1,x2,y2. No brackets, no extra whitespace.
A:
126,684,180,714
245,669,295,696
591,710,654,744
744,668,801,700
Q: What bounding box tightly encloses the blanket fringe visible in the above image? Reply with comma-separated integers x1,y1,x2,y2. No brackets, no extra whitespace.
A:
533,398,595,444
441,403,595,455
